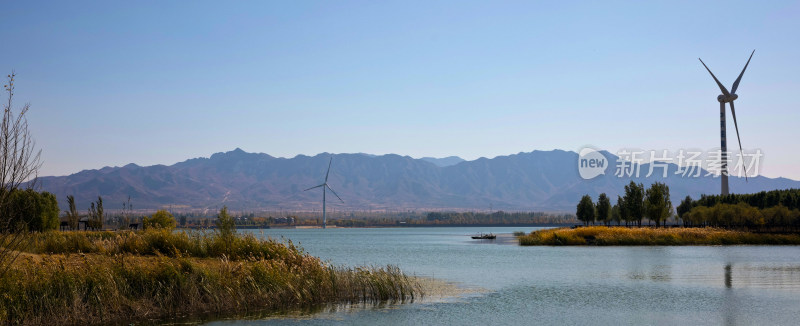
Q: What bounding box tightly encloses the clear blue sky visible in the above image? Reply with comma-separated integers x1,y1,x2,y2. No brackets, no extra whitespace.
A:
2,1,799,179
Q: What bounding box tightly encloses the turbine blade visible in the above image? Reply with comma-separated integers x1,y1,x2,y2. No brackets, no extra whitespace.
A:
303,184,325,191
731,49,755,94
325,157,332,182
729,101,748,181
326,185,344,203
698,58,731,96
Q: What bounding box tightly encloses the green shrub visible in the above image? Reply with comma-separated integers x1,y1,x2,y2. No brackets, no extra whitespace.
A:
1,189,59,232
143,210,176,230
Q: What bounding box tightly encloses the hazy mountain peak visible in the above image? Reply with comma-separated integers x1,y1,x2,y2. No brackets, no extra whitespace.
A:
209,148,272,161
420,156,465,167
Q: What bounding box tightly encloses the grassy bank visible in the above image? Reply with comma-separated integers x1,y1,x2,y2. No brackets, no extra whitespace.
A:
0,230,423,325
518,226,800,246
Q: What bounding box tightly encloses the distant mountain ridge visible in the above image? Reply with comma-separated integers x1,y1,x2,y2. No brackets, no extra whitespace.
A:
37,148,800,212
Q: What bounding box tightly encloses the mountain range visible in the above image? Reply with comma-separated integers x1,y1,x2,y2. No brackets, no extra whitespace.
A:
37,148,800,212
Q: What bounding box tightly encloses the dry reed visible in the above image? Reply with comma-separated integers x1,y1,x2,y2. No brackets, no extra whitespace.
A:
0,230,423,325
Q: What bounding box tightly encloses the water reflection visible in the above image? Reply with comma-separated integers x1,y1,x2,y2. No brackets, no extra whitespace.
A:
723,263,737,326
725,264,733,288
623,248,672,283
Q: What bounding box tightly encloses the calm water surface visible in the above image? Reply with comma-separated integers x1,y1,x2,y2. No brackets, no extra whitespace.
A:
207,227,800,325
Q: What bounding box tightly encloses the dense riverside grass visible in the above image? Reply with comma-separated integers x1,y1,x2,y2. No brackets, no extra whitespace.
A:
518,226,800,246
0,230,422,325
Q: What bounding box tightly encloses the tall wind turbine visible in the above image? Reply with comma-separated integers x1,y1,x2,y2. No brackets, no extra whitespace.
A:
699,50,754,196
304,157,343,229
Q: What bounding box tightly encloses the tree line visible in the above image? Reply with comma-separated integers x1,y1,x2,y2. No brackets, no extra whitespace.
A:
690,189,800,211
675,189,800,230
421,211,575,225
215,211,577,227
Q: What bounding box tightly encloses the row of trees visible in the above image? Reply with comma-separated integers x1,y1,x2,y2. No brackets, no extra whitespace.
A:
680,202,800,230
576,181,673,227
690,189,800,211
422,211,575,225
675,189,800,230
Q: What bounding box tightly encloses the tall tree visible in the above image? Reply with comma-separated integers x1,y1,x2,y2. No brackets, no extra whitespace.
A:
576,194,596,226
66,195,79,230
623,181,645,227
88,202,96,230
87,197,105,230
596,193,611,226
95,196,103,230
617,195,629,226
121,196,133,230
676,195,693,227
216,206,236,237
644,182,673,227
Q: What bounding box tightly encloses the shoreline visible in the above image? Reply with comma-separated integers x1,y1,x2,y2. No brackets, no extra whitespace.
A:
518,226,800,246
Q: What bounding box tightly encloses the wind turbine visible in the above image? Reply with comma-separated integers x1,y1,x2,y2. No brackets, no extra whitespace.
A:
304,157,343,229
698,50,754,196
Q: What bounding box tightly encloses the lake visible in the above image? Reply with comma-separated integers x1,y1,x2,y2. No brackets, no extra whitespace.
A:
207,227,800,325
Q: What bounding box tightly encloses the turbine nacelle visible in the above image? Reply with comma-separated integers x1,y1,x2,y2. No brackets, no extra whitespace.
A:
717,94,738,103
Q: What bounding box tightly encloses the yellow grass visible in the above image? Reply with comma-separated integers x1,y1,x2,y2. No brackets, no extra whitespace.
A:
0,230,427,325
518,226,800,246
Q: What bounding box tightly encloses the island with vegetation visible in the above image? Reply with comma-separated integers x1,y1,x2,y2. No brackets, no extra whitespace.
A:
518,226,800,246
519,184,800,246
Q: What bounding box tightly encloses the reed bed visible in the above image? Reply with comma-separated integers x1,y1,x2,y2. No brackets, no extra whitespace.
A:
0,230,423,325
518,226,800,246
25,230,303,260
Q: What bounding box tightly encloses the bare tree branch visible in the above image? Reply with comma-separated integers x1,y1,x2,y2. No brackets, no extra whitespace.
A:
0,71,42,278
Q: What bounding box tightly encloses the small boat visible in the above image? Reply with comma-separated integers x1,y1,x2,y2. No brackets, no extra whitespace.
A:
471,233,496,240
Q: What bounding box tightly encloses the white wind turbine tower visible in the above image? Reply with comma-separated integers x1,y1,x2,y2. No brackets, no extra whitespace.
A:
304,157,343,229
698,50,754,196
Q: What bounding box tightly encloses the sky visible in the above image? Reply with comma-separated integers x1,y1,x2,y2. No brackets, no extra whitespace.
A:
1,0,799,179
